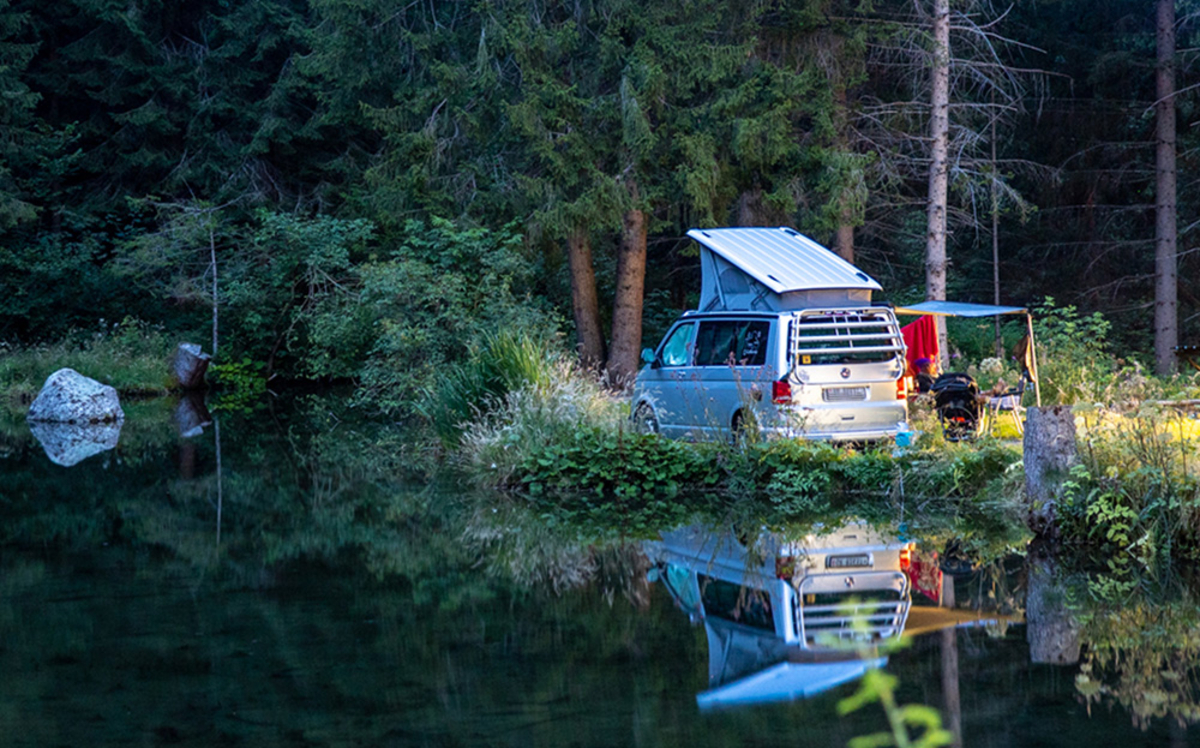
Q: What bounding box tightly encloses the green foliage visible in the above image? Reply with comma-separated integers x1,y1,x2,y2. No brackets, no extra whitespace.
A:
517,427,716,530
1060,410,1200,564
228,209,377,376
1032,298,1116,405
1071,570,1200,728
423,330,563,447
838,669,952,748
208,356,268,413
836,605,952,748
478,416,1024,539
349,218,558,414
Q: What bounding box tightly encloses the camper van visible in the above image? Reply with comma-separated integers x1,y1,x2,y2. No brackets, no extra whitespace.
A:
646,523,913,653
632,227,909,442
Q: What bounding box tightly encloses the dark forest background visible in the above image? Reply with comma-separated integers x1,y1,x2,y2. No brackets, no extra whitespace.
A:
1,0,1197,398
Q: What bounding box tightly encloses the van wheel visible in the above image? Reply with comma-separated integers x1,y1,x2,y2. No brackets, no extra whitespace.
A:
731,411,755,446
633,404,659,434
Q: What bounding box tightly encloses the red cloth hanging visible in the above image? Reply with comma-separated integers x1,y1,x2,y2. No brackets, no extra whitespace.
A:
900,315,939,376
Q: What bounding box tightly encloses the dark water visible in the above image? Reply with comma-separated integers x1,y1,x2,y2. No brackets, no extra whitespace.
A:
0,399,1195,747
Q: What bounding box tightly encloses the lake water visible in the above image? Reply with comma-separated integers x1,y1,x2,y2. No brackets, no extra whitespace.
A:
1,398,1195,747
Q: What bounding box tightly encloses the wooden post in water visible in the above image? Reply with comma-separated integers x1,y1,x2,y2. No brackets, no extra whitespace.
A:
1023,405,1076,538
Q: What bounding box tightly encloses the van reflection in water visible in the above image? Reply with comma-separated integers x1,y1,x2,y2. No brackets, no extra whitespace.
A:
646,523,1005,712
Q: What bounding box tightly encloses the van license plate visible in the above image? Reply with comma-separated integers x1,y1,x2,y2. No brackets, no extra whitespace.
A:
826,554,871,569
823,387,867,402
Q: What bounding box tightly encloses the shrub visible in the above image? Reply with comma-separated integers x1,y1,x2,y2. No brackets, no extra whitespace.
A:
422,331,567,446
1062,408,1200,563
1031,298,1116,405
456,345,626,479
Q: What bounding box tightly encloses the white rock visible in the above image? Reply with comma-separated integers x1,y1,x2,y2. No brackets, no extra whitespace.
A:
26,368,125,424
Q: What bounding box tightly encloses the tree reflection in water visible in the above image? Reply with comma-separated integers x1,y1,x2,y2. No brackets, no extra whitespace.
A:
0,396,1197,745
1074,574,1200,729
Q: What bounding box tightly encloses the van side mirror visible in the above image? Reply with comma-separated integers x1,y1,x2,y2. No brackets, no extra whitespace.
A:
641,348,659,368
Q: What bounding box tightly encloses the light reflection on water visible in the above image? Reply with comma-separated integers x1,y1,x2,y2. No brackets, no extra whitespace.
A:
0,398,1193,747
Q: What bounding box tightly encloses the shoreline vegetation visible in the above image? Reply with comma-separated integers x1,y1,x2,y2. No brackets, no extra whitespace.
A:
6,304,1199,570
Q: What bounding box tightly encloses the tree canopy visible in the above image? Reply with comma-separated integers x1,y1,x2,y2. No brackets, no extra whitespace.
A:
0,0,1196,381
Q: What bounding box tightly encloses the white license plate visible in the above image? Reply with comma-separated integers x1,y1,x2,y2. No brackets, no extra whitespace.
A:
826,554,871,569
822,387,868,402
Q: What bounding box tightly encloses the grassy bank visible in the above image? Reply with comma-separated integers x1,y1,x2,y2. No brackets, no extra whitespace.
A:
1,319,176,408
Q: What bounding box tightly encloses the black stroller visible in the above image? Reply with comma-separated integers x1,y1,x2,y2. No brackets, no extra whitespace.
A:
930,373,981,441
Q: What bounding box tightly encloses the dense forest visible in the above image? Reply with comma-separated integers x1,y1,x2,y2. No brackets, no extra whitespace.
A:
2,0,1198,403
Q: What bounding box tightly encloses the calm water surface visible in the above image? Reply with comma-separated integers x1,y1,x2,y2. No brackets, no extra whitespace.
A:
0,398,1194,747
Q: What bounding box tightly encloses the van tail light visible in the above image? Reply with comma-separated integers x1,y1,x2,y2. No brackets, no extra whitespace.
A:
776,556,796,579
899,544,913,571
772,380,792,404
897,377,908,400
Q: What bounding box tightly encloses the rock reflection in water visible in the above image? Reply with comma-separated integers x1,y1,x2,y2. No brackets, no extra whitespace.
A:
27,419,122,467
172,392,212,439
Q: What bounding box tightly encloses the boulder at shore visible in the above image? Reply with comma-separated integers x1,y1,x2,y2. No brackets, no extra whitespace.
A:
26,368,125,424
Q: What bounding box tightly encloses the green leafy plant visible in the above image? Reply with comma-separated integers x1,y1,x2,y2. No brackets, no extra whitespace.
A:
422,330,564,447
209,356,268,412
838,668,953,748
835,601,953,748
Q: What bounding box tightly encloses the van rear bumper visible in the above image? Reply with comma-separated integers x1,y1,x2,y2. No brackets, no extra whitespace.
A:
761,424,907,443
761,404,909,443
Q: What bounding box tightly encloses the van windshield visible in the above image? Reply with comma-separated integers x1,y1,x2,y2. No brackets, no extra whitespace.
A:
791,310,902,365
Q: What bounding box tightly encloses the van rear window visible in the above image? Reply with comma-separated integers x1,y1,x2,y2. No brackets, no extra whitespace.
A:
695,320,770,367
791,311,902,365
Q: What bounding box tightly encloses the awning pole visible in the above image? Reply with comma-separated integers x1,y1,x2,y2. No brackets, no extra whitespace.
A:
1025,313,1042,407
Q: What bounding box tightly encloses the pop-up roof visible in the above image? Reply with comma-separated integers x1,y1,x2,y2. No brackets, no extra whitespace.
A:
688,227,882,312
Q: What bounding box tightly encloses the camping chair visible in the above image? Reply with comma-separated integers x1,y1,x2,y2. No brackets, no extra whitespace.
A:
984,335,1037,436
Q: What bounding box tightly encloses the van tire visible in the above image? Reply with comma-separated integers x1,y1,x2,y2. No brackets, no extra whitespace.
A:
633,403,659,434
731,411,755,446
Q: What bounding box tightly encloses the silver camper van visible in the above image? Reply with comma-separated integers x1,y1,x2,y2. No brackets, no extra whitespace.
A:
632,227,909,442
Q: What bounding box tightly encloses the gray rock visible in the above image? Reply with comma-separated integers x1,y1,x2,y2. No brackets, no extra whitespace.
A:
170,343,211,390
26,368,125,424
28,420,122,467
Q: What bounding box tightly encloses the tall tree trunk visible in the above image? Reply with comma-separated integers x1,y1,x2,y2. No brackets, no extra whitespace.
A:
209,227,219,357
1155,0,1178,376
833,83,855,264
992,97,1004,359
608,204,647,387
567,227,606,370
926,0,951,367
835,222,855,264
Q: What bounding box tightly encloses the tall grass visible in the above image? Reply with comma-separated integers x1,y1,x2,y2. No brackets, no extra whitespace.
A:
437,333,624,481
0,319,176,408
422,331,622,449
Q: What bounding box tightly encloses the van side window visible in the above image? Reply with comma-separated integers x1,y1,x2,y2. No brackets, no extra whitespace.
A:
658,323,695,367
695,320,770,367
698,575,775,631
